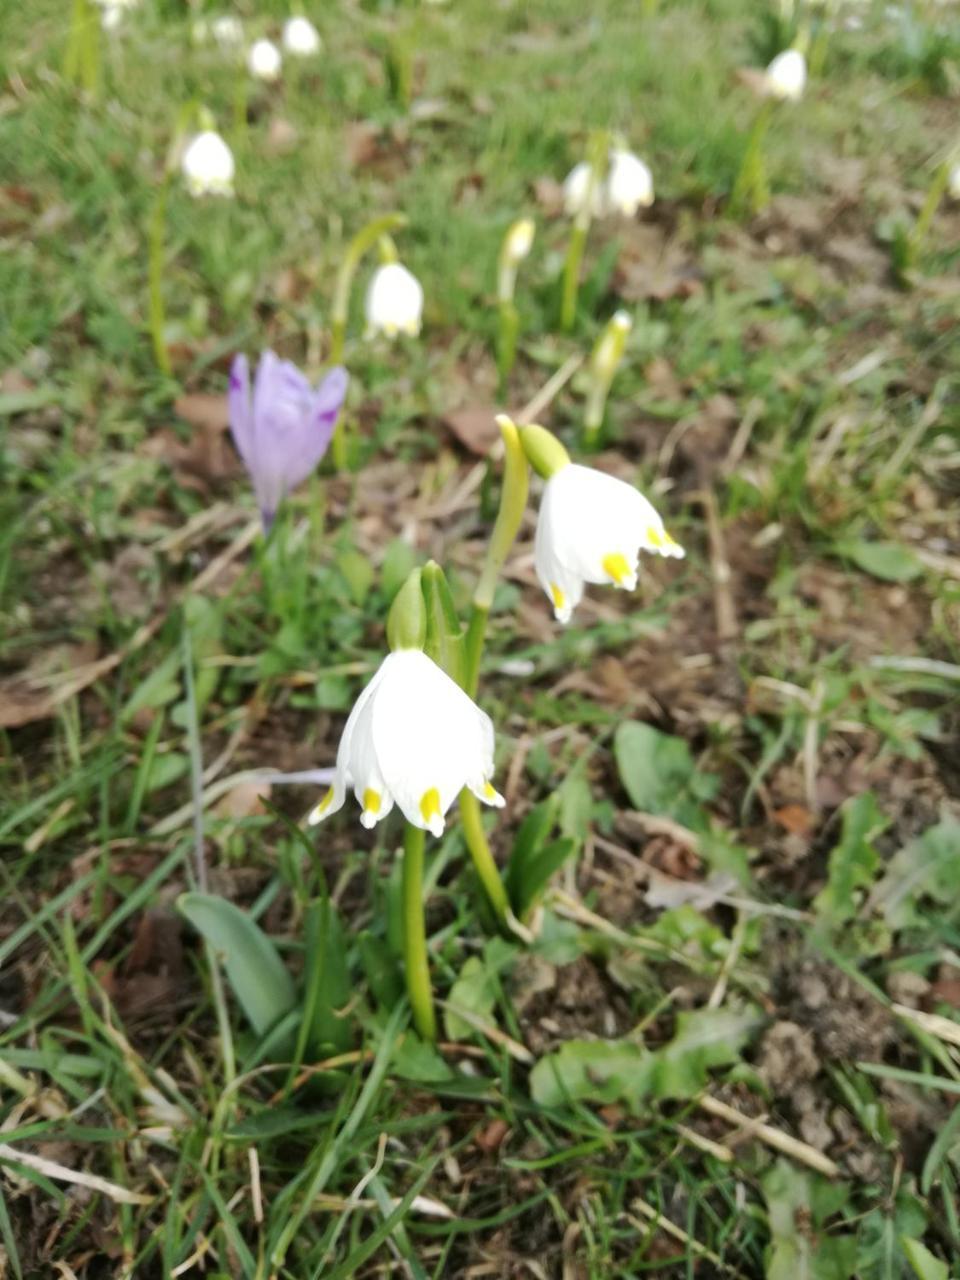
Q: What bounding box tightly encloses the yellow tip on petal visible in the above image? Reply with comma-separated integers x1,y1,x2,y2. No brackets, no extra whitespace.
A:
308,787,335,825
419,787,443,836
645,526,663,550
483,781,496,800
363,788,381,815
550,583,566,611
602,552,634,587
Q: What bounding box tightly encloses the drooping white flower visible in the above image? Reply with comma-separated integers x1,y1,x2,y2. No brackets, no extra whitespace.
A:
248,37,282,81
763,48,807,101
563,161,606,218
181,131,236,198
308,649,504,836
95,0,138,29
533,463,684,624
282,15,322,56
365,262,424,338
605,149,654,216
563,151,654,219
949,164,960,200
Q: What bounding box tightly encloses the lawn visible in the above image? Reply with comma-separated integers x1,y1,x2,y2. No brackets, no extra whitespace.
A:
2,0,960,1276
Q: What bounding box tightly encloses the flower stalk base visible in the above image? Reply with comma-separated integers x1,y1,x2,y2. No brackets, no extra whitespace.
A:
402,823,436,1041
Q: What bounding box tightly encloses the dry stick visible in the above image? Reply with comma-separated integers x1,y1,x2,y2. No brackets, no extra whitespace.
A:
696,488,738,644
697,1094,841,1178
0,1143,152,1205
891,1002,960,1050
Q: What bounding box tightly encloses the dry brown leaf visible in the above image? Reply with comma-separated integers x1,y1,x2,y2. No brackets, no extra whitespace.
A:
773,804,815,837
441,404,500,456
174,393,229,434
0,641,100,730
532,176,564,218
266,117,298,156
215,779,272,820
343,120,381,168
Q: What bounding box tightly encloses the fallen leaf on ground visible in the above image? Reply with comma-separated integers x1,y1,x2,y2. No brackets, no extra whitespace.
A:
441,404,500,455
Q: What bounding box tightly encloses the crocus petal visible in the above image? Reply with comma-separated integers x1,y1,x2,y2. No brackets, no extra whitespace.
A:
228,353,254,468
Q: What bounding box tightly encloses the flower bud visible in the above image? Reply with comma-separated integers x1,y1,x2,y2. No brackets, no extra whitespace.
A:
518,423,571,480
949,164,960,201
386,568,427,653
503,218,535,266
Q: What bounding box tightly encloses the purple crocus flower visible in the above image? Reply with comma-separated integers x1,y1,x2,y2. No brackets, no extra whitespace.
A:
228,350,348,530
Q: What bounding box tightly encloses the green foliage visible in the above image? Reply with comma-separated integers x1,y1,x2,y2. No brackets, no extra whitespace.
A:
814,793,886,927
762,1161,856,1280
613,722,718,827
530,1007,761,1108
504,795,578,920
178,893,296,1038
838,539,924,584
872,819,960,931
302,897,353,1057
444,939,516,1041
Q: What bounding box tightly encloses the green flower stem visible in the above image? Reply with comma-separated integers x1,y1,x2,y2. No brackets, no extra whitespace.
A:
328,213,406,470
402,822,436,1041
560,133,608,331
497,300,520,397
462,604,488,700
148,183,172,377
232,76,248,151
329,212,408,365
560,221,589,333
65,0,100,95
458,791,511,926
731,100,773,218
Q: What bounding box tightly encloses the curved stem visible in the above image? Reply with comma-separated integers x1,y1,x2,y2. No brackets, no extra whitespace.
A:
329,212,408,364
402,823,436,1041
560,222,589,332
459,791,510,926
731,101,773,218
910,159,951,258
463,604,488,700
497,300,519,396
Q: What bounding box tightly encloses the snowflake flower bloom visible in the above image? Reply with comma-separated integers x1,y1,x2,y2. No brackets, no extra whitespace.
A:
365,262,424,338
605,149,654,216
504,217,535,265
308,649,504,836
534,463,684,624
564,150,654,219
228,351,348,529
283,15,322,56
181,131,235,197
763,48,807,101
249,37,282,81
563,161,607,218
949,164,960,200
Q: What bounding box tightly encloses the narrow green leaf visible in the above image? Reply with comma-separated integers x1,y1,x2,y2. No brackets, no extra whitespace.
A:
900,1237,948,1280
814,792,886,925
178,893,296,1036
839,539,923,584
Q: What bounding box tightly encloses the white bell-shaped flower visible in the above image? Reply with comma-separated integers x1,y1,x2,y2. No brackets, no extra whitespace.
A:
949,164,960,200
249,37,282,81
365,262,424,338
563,161,607,218
181,131,235,198
308,649,504,837
212,15,244,46
283,15,322,56
605,149,654,216
534,463,684,624
763,48,806,102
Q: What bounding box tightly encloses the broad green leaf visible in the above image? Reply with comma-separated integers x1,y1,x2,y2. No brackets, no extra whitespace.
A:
178,893,296,1036
145,751,188,793
508,837,576,922
530,1039,652,1109
122,649,181,719
530,1006,760,1109
359,932,403,1011
390,1032,454,1084
303,897,353,1057
839,539,923,584
380,538,419,602
444,938,516,1041
871,819,960,930
814,793,886,926
614,722,717,825
337,548,375,605
504,798,558,903
763,1161,855,1280
901,1236,948,1280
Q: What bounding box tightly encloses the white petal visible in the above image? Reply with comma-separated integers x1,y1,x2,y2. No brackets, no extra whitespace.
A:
308,658,389,825
605,150,654,216
563,162,606,218
365,264,423,339
369,651,491,836
764,49,806,101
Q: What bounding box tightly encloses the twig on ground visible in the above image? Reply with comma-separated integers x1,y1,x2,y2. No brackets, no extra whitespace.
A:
0,1142,153,1204
695,489,738,644
627,1198,747,1278
697,1094,841,1178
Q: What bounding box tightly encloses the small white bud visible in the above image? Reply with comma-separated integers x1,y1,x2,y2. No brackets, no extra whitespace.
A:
563,161,606,218
949,164,960,201
282,16,322,56
248,37,282,82
503,218,535,265
181,130,236,198
763,48,807,102
605,150,654,216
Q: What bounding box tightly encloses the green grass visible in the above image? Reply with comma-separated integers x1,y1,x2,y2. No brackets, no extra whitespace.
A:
2,0,960,1275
